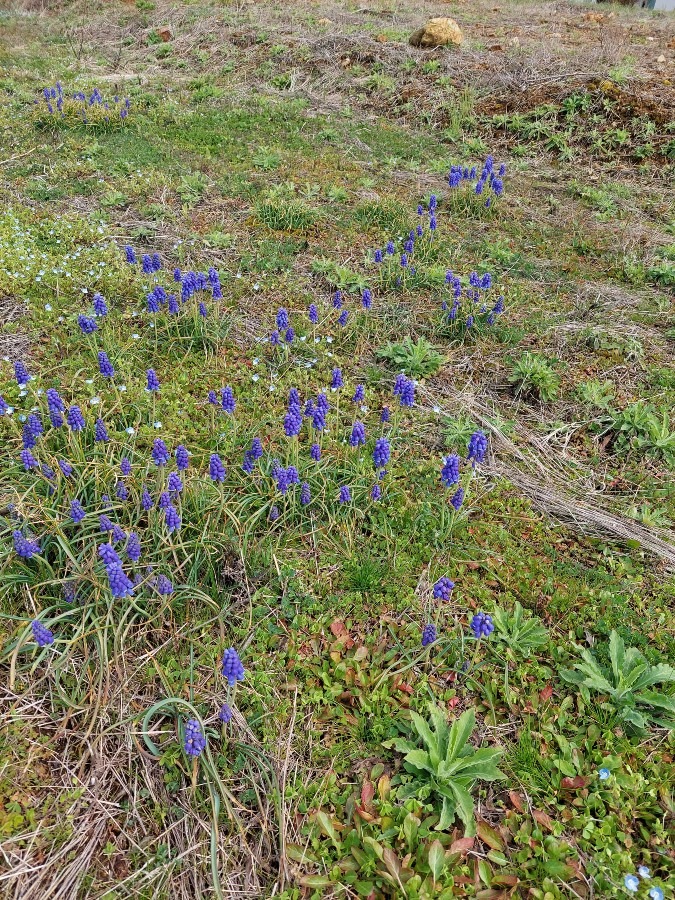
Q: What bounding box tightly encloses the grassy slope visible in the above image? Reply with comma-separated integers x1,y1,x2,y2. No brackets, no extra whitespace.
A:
0,1,674,898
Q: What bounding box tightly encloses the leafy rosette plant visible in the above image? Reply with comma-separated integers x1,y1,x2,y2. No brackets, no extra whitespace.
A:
384,706,505,836
560,630,675,731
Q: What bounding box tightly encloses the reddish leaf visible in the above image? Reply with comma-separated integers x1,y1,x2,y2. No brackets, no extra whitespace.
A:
476,819,505,851
448,696,460,709
361,781,375,810
533,810,555,832
509,791,526,812
466,561,481,570
561,776,589,790
539,684,554,702
330,620,348,638
450,836,475,855
395,681,414,695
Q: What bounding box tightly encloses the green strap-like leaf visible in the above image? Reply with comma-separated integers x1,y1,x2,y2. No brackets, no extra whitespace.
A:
445,708,475,763
449,781,476,836
609,630,625,684
410,710,441,768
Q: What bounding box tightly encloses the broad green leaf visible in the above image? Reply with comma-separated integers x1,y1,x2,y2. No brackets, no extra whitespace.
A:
410,710,441,768
315,811,341,848
437,795,456,831
427,839,446,881
404,749,433,774
637,691,675,713
449,780,476,836
403,813,420,849
428,703,451,758
446,708,475,764
609,630,625,683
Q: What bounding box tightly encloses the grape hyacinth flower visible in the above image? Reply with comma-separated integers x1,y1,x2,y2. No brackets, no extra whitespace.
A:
470,612,494,639
78,315,98,335
349,421,366,447
146,369,160,392
165,505,180,533
125,245,137,264
308,303,318,324
285,327,294,343
219,703,233,724
310,443,321,461
371,484,381,501
331,368,343,390
67,405,85,431
362,288,372,309
14,361,30,386
26,413,43,437
386,240,395,255
352,384,365,404
221,386,235,414
467,430,488,466
94,418,109,442
0,396,10,416
441,454,460,487
338,309,349,327
208,390,218,405
116,481,128,501
63,583,77,603
99,543,122,567
47,388,64,417
209,454,226,483
332,290,342,309
222,647,245,686
59,459,73,477
311,407,326,432
142,489,153,511
126,532,141,563
374,249,383,263
152,439,170,467
32,620,54,647
112,524,126,544
184,719,206,757
450,487,464,510
20,449,38,470
399,378,415,407
339,485,351,503
199,301,208,317
242,452,254,474
99,515,114,533
433,577,455,601
276,308,289,330
269,505,280,521
98,351,114,378
168,295,180,315
270,329,280,346
120,457,131,476
151,253,161,272
92,293,108,316
147,292,160,314
157,574,173,595
22,423,37,447
372,438,390,468
381,406,390,423
168,472,183,493
107,564,135,598
284,405,303,438
422,623,437,647
300,482,311,506
13,531,41,559
175,445,189,470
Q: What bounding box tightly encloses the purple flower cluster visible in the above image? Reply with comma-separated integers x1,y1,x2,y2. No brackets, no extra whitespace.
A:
433,577,455,600
470,612,494,639
183,719,206,757
222,647,245,686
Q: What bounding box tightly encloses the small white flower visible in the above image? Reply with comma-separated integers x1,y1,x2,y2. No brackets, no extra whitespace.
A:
253,283,260,291
90,397,101,406
252,357,259,365
314,337,320,343
132,334,140,340
433,405,441,414
299,335,306,342
119,385,127,392
252,374,259,382
44,304,52,311
126,426,135,435
326,336,333,344
85,379,94,385
269,385,275,392
153,421,162,429
19,414,26,422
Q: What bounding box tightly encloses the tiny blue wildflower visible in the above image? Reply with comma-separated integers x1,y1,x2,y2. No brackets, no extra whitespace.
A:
648,889,664,900
624,876,639,894
598,768,611,781
638,868,650,879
